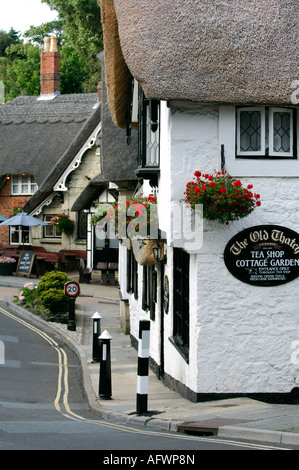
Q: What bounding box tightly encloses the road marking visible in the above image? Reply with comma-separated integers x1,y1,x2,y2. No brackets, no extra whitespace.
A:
0,307,291,450
0,335,19,343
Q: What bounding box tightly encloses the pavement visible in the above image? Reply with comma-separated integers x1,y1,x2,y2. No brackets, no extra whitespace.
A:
0,272,299,447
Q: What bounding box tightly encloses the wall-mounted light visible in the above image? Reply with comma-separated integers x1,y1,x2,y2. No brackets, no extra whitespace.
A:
152,241,166,263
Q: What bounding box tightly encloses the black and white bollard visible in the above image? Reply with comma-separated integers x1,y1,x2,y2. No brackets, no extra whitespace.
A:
98,330,112,400
136,320,150,415
91,312,102,363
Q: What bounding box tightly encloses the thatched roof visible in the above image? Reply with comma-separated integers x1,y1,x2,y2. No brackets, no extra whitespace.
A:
0,93,101,213
98,52,138,184
101,0,298,126
71,174,109,211
100,0,132,129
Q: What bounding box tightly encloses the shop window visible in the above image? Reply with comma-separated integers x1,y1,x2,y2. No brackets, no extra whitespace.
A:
170,248,190,362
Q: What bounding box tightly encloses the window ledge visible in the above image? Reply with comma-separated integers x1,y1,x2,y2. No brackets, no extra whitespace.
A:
169,336,189,364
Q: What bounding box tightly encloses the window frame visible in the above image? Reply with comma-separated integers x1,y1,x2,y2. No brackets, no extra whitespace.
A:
136,85,160,185
219,105,299,178
269,107,294,157
170,248,190,363
10,226,31,245
43,215,62,238
11,175,38,195
236,106,296,159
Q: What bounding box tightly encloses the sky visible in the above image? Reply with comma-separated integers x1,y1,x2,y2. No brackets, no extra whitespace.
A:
0,0,58,35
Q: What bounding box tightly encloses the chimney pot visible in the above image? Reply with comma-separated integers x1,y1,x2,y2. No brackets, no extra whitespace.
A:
44,36,50,52
49,36,58,52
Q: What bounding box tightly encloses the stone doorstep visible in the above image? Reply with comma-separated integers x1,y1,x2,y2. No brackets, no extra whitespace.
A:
177,418,248,436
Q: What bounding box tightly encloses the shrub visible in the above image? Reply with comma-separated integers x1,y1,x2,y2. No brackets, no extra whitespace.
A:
17,271,76,321
39,288,69,316
37,270,74,295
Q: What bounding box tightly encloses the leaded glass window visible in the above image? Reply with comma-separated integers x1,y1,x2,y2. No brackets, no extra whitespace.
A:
236,107,295,158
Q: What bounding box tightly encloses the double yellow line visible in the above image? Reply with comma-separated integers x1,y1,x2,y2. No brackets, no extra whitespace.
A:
0,306,291,450
0,306,82,420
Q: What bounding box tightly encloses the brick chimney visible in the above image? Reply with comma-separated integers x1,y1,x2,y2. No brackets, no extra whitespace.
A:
39,36,60,99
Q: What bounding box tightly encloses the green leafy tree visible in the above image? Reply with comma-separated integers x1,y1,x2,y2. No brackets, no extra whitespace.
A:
41,0,102,92
4,43,40,100
0,28,21,56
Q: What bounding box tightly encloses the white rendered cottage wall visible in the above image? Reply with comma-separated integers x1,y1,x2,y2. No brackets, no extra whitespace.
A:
159,102,299,395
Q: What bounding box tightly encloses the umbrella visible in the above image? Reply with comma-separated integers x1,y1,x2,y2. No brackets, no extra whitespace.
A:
0,212,48,227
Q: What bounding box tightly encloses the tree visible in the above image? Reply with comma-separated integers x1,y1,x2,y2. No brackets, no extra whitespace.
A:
0,29,21,57
0,0,103,100
41,0,103,92
4,43,40,100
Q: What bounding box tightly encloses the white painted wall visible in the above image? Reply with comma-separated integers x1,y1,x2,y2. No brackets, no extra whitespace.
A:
127,101,299,396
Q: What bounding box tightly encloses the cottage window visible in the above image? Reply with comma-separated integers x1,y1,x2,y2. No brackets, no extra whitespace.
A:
77,211,88,239
142,265,157,320
170,248,190,363
11,175,38,195
10,226,30,245
236,107,295,158
43,215,61,238
219,105,299,177
127,249,138,300
136,85,160,185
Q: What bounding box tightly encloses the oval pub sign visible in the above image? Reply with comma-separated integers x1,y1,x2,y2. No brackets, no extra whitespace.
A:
224,225,299,286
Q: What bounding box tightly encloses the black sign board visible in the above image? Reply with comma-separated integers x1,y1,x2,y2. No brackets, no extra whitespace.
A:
16,251,35,277
224,225,299,286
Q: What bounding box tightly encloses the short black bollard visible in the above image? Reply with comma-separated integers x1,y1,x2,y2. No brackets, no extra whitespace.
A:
91,312,102,363
64,280,80,332
98,330,112,400
136,320,150,415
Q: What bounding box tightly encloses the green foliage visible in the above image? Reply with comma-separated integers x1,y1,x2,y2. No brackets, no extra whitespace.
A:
4,43,40,100
0,0,103,99
0,29,21,56
37,270,74,294
41,0,102,92
39,288,69,315
17,271,76,320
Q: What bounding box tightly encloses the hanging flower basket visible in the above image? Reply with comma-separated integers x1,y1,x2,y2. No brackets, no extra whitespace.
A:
0,256,16,275
91,193,159,240
183,170,261,224
132,239,164,266
50,213,75,235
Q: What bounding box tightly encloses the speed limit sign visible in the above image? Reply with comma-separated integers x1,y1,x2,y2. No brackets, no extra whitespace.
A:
65,280,80,297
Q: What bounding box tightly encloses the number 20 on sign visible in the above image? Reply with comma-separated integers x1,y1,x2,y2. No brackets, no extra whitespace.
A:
65,281,80,297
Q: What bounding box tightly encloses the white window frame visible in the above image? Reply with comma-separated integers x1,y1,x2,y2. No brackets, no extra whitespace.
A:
219,105,299,177
11,175,38,195
269,107,293,157
237,107,266,157
10,226,31,245
43,215,62,238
